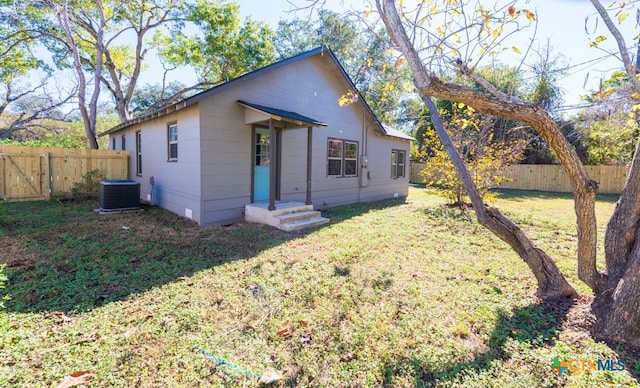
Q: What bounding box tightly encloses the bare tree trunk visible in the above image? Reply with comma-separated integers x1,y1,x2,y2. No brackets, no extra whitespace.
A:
423,96,577,300
591,130,640,344
376,0,580,300
585,0,640,344
593,227,640,345
376,0,640,343
56,1,99,149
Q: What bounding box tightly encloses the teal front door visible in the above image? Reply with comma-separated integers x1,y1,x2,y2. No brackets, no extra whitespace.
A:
254,127,270,201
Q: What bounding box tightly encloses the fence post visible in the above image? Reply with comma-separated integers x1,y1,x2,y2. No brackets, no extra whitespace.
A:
0,155,5,200
43,153,51,199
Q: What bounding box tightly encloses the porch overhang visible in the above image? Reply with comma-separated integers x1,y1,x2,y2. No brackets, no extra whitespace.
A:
240,100,325,211
238,100,328,129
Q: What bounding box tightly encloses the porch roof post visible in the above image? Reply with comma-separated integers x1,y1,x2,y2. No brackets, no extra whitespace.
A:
306,126,313,205
268,119,276,211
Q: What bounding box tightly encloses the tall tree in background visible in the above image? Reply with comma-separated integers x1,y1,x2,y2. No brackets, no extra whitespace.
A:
0,1,74,139
6,0,275,148
130,81,186,115
574,70,639,164
51,0,109,149
152,0,276,103
376,0,640,344
37,0,191,125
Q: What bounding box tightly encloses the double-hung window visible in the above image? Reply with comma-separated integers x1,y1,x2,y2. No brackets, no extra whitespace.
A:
391,149,406,179
135,130,142,176
327,138,358,177
168,122,178,161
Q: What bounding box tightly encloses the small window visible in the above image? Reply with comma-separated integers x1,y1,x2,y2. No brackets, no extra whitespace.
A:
111,137,116,150
392,150,406,179
136,130,142,176
327,138,358,177
168,122,178,161
121,134,126,151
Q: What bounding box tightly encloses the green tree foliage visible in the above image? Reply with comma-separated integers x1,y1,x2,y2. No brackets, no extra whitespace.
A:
0,114,112,149
0,1,73,139
419,102,525,205
407,64,526,157
407,54,571,165
33,0,194,125
575,70,639,164
130,81,187,115
274,10,411,124
152,0,276,87
4,0,276,147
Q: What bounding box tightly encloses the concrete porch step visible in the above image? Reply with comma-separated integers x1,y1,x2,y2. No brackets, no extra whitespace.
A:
279,216,330,232
276,210,322,224
245,201,330,231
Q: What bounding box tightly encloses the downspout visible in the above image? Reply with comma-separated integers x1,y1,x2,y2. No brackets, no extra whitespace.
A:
359,111,369,200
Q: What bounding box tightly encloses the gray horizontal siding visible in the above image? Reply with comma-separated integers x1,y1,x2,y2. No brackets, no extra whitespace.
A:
202,195,251,226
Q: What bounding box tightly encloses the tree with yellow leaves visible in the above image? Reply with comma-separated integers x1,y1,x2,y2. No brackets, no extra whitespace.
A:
419,101,525,205
376,0,640,344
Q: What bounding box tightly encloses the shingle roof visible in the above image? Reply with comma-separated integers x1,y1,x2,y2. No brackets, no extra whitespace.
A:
382,125,415,141
100,45,412,141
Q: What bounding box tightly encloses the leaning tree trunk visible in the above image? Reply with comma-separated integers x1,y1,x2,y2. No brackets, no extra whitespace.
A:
377,0,640,344
587,0,640,345
422,95,577,300
591,139,640,344
377,0,577,301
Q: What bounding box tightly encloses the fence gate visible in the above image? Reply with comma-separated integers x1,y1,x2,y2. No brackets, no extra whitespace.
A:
0,153,50,201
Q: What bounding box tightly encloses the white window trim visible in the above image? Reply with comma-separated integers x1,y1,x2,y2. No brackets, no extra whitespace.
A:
136,130,142,176
168,122,178,162
392,149,406,179
327,137,358,178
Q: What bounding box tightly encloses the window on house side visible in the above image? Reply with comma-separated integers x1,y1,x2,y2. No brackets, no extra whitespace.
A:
391,149,406,179
327,138,358,177
168,123,178,161
136,131,142,176
344,141,358,176
121,134,126,151
111,137,116,150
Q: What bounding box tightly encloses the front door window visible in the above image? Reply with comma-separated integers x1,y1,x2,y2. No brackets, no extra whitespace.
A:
254,128,270,201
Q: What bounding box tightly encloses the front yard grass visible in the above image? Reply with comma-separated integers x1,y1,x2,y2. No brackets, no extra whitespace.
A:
0,186,637,387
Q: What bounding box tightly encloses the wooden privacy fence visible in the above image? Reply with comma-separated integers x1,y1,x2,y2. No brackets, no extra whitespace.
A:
410,162,630,194
0,145,129,201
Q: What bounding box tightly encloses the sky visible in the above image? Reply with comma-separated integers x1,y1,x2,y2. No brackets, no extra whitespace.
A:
233,0,639,113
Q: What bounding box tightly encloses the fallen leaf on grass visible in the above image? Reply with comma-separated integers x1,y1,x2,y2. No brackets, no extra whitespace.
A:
276,326,295,338
73,335,97,345
55,371,93,388
259,368,283,384
340,352,357,362
54,313,77,324
123,327,137,338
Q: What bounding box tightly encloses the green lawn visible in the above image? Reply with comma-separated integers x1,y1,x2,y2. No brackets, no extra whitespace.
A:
0,186,637,387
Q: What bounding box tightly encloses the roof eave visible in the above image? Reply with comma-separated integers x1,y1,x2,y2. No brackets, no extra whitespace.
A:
99,46,334,137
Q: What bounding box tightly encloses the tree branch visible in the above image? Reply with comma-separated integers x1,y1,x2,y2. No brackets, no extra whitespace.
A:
377,0,603,294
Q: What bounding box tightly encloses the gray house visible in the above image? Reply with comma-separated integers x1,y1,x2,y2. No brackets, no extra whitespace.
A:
101,46,412,230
